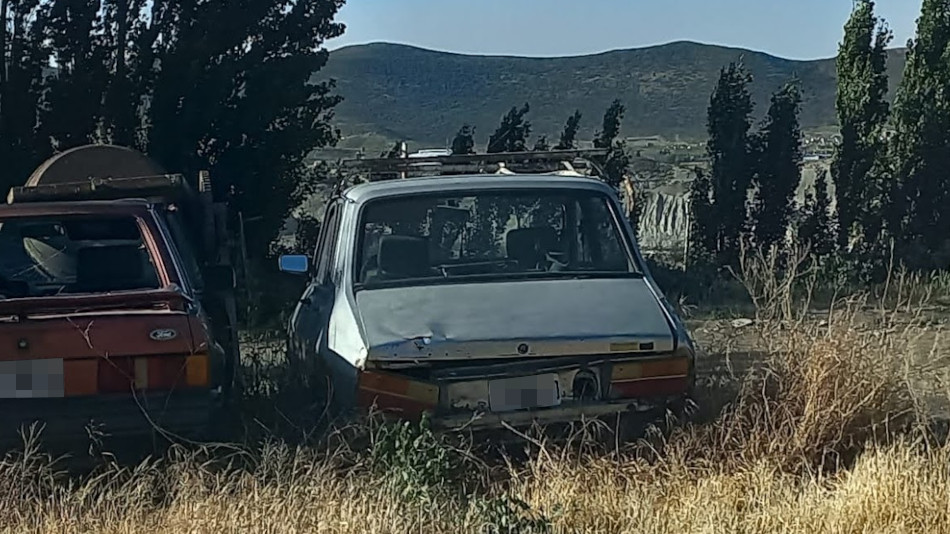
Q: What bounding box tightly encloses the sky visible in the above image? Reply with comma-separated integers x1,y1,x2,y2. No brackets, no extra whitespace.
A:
327,0,923,60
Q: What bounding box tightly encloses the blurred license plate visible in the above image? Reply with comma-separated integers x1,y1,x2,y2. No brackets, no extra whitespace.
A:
0,358,65,399
488,373,561,413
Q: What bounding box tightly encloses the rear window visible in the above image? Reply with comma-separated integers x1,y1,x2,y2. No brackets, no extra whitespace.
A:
0,215,161,299
355,189,637,287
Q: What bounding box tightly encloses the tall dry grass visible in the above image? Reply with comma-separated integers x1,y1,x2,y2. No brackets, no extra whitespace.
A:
0,250,948,533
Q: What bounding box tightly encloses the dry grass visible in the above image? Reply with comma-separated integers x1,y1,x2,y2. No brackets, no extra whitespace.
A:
1,253,949,534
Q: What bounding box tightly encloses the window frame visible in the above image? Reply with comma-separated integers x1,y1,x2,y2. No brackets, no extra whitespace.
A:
351,187,643,290
312,199,343,286
153,207,202,296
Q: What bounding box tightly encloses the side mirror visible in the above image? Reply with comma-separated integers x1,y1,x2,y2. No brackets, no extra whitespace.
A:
204,265,236,292
279,254,309,275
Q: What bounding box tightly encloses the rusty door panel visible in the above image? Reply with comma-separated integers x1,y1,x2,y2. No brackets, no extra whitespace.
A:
0,313,198,360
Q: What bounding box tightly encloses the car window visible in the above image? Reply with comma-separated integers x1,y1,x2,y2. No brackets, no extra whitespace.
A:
0,214,162,299
355,189,637,287
314,202,341,285
160,208,203,293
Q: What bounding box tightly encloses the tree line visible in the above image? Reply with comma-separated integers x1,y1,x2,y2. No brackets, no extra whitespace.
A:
382,100,639,232
0,0,345,257
691,0,950,280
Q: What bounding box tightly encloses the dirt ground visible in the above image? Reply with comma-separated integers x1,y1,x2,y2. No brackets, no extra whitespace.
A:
687,308,950,418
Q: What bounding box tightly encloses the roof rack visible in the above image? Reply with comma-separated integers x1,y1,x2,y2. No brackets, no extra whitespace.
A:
6,173,198,205
340,149,609,182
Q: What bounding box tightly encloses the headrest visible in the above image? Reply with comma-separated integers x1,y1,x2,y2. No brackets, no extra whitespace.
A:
377,235,431,279
75,244,151,292
506,227,558,262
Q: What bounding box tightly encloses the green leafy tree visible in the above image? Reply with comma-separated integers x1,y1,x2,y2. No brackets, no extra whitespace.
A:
41,0,110,148
797,168,835,257
891,0,950,265
554,110,582,150
3,0,345,260
688,167,717,261
832,0,892,252
751,82,803,250
451,124,476,154
593,99,624,149
98,0,150,146
591,100,628,186
138,0,346,257
587,100,635,233
0,0,50,192
704,60,756,263
532,135,550,151
486,103,531,153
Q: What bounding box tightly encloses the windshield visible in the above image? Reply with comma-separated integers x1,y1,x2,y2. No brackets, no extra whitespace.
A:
355,189,638,287
0,214,162,299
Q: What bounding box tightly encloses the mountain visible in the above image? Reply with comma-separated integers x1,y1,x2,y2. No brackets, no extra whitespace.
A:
313,41,907,151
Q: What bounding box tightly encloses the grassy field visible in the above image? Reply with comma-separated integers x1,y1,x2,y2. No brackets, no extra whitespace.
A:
1,261,949,533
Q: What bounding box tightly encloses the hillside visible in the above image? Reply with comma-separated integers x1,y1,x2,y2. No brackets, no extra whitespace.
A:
314,41,906,150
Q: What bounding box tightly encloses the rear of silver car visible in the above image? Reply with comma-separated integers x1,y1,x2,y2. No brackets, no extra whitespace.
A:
338,178,696,430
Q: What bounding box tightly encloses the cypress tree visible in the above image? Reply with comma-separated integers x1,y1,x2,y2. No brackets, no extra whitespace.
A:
891,0,950,264
751,82,804,250
704,60,755,263
832,0,892,252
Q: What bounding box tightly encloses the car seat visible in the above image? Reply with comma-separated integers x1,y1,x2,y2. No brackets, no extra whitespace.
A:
505,227,558,270
375,235,432,281
74,244,158,293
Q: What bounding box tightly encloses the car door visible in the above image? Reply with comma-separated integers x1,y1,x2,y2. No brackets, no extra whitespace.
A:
288,200,342,371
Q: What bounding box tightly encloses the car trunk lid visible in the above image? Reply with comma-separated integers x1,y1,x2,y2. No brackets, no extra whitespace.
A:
354,277,675,362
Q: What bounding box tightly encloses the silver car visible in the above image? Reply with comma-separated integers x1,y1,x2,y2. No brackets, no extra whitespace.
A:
279,173,696,432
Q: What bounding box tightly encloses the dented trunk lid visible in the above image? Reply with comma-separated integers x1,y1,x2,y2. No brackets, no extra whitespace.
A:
354,278,675,362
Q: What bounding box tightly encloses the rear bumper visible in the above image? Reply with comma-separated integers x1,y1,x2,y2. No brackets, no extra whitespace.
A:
0,389,221,449
429,396,681,432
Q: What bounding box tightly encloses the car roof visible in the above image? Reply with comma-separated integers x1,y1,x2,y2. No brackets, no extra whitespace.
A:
342,174,615,204
0,198,154,218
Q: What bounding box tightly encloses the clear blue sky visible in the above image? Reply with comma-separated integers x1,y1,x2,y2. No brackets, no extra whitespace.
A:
327,0,923,60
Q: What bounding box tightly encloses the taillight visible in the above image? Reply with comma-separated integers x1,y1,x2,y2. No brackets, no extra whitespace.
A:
609,351,692,399
146,355,187,389
184,354,209,387
93,354,210,395
357,370,439,418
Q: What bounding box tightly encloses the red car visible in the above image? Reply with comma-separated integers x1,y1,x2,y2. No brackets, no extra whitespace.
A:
0,145,240,451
